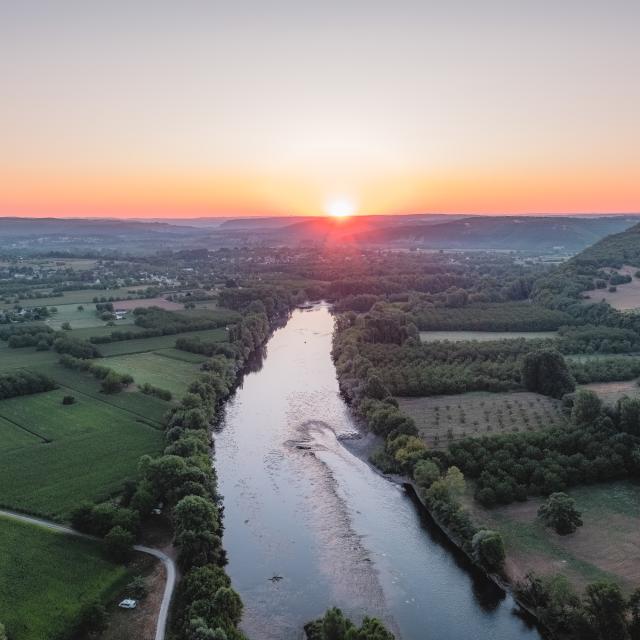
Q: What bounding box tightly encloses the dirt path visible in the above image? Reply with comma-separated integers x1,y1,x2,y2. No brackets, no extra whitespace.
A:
0,508,176,640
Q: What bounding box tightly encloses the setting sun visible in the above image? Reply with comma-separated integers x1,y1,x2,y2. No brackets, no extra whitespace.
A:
325,197,357,219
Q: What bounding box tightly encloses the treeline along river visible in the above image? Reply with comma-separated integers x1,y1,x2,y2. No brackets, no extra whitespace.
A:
214,304,542,640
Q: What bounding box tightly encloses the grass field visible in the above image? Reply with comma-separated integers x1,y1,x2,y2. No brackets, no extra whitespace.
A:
44,303,136,330
583,265,640,311
0,389,164,520
399,391,565,447
419,330,558,343
0,516,129,640
96,327,228,356
462,481,640,593
103,351,203,396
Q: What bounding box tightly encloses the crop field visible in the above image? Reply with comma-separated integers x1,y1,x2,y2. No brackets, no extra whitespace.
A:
398,391,565,447
0,346,60,372
96,327,228,356
580,380,640,405
103,351,202,396
462,481,640,593
37,362,169,424
0,516,129,640
583,265,640,310
419,330,557,343
0,389,164,519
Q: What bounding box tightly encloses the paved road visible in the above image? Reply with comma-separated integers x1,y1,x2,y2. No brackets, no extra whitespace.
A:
0,509,176,640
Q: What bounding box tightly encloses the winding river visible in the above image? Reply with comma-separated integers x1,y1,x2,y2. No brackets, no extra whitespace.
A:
215,304,542,640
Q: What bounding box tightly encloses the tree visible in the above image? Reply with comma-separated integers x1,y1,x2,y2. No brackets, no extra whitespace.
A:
212,587,243,626
61,321,72,330
100,371,125,394
572,390,602,425
444,466,466,498
584,581,630,640
322,607,351,640
173,495,220,537
105,525,134,563
348,617,395,640
176,529,225,571
521,349,575,398
472,530,505,570
538,492,583,535
413,460,440,488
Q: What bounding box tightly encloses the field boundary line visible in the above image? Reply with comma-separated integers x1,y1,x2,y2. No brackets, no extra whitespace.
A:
0,411,51,443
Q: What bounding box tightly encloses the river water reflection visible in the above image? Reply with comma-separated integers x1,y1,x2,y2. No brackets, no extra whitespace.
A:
215,304,541,640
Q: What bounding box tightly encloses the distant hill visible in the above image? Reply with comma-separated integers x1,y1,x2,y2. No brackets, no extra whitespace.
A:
1,214,637,255
352,216,639,251
570,222,640,267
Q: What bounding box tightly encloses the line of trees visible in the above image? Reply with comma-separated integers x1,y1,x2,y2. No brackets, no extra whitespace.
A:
332,312,507,573
0,370,57,400
515,572,640,640
58,354,134,394
89,307,239,344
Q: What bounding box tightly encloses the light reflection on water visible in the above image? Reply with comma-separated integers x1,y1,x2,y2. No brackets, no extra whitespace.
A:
214,304,541,640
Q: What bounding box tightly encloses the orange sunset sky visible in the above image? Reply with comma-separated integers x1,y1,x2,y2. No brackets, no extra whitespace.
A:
1,1,639,218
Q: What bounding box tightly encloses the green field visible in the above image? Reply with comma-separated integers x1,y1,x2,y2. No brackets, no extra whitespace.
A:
0,346,60,372
37,362,169,424
0,389,164,520
44,303,135,330
463,481,640,593
0,516,129,640
0,286,151,310
103,351,203,396
96,327,227,356
419,330,558,343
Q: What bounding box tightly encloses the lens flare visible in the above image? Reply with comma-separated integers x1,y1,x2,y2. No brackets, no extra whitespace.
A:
325,197,357,218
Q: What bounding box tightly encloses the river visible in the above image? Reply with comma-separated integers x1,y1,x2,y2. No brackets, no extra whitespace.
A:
214,304,542,640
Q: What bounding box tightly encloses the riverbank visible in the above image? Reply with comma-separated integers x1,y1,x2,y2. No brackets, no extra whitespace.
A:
217,303,541,640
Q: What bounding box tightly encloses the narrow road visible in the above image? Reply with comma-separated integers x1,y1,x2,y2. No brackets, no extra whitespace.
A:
0,509,176,640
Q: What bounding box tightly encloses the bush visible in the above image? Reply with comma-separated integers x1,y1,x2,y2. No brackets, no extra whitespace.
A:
62,395,76,405
538,492,583,535
472,530,505,570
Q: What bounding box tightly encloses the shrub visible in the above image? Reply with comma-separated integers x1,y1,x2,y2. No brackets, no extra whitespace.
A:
472,530,505,570
62,395,76,405
538,492,583,535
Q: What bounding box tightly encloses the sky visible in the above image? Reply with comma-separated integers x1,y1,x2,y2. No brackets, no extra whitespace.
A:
1,0,639,218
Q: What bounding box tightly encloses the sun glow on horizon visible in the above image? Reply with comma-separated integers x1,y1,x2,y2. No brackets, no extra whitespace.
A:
325,196,357,219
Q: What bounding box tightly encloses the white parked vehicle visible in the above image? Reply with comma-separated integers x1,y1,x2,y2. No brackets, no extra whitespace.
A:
118,599,137,609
